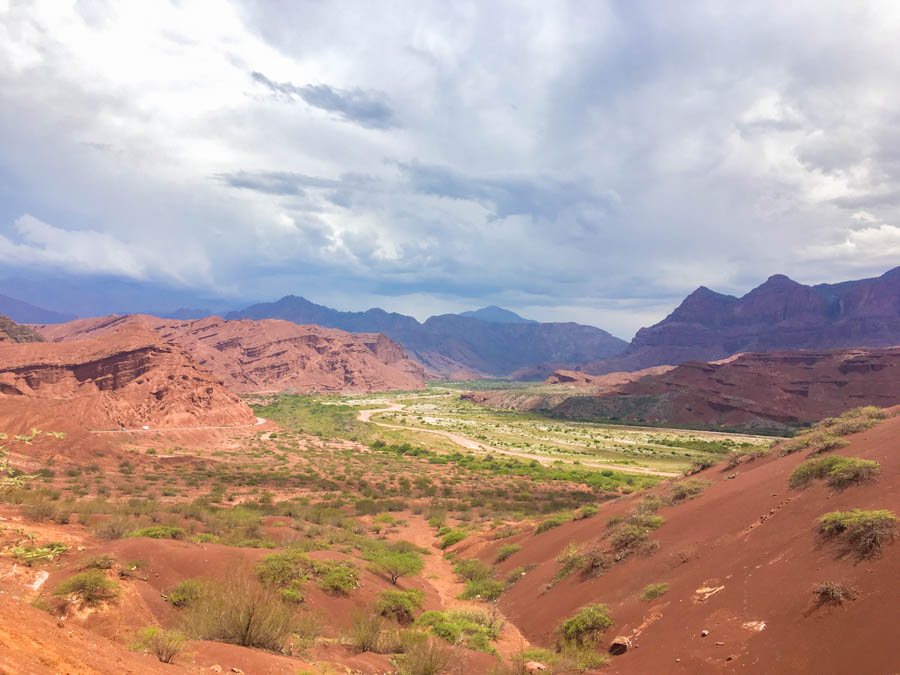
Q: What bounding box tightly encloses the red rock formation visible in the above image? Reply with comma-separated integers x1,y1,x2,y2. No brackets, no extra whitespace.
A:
546,365,674,388
553,347,900,431
0,323,256,430
37,314,426,393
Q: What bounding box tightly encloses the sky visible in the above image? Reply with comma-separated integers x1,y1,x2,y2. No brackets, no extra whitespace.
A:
2,1,900,339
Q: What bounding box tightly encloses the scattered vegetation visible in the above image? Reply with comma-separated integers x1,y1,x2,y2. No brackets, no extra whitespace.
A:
641,583,668,601
812,581,858,608
53,570,120,607
817,509,897,559
789,457,880,490
417,608,503,653
496,544,521,563
129,627,186,664
557,603,613,647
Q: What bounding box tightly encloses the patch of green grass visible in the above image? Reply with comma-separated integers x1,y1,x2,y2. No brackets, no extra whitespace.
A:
438,529,467,549
416,608,503,653
641,583,668,600
535,512,571,534
130,525,185,540
557,603,613,647
167,579,207,608
496,544,521,563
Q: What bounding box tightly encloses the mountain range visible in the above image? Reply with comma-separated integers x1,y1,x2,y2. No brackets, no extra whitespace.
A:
226,296,627,376
582,266,900,374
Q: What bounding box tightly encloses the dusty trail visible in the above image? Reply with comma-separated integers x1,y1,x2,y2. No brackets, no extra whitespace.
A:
359,404,680,477
396,516,531,660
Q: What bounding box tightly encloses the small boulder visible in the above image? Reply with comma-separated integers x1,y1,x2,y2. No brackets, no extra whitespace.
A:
609,636,631,655
700,629,710,637
525,662,549,673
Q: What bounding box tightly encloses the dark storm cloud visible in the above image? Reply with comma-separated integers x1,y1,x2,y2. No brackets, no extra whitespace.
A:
251,71,396,129
398,161,617,222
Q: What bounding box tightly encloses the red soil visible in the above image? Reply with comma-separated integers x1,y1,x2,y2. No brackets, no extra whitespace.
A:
469,415,900,673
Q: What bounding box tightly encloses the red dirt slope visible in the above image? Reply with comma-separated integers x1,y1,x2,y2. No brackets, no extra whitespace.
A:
37,314,427,393
0,321,255,431
460,414,900,673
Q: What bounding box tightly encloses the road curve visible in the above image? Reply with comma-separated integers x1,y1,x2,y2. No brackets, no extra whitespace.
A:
358,405,679,477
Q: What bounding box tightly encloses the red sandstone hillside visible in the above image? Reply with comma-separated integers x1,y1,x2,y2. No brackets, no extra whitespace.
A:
0,321,256,431
547,366,674,388
584,266,900,374
552,347,900,431
36,314,426,393
467,347,900,432
451,411,900,673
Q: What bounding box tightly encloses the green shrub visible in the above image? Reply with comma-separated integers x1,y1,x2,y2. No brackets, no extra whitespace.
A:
668,479,710,503
416,608,502,653
130,525,185,540
535,512,570,534
367,550,424,585
53,570,120,606
167,579,207,608
558,603,613,647
92,516,133,540
552,543,586,585
129,627,185,664
780,432,849,456
313,560,360,594
452,559,491,582
459,578,506,601
817,509,897,559
789,456,880,490
256,549,313,589
182,568,301,649
641,583,668,600
574,505,599,520
496,544,521,563
375,588,425,625
350,608,385,652
438,529,467,549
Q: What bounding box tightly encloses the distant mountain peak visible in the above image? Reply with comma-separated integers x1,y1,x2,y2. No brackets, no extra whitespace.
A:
458,306,537,324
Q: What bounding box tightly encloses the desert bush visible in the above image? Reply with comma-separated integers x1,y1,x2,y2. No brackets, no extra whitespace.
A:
581,547,614,579
641,583,668,600
182,568,300,650
417,608,502,653
256,549,313,589
452,559,491,582
496,544,521,563
574,504,599,520
53,570,120,607
557,603,613,647
130,525,185,540
130,627,186,663
684,458,716,475
535,512,571,534
438,529,467,549
779,432,849,456
167,579,208,608
812,581,858,607
788,456,880,490
668,479,710,503
392,637,454,675
552,543,586,585
817,509,897,559
313,559,360,594
722,451,745,470
350,608,385,652
376,588,425,624
460,578,506,601
80,554,116,570
367,550,424,585
91,514,135,539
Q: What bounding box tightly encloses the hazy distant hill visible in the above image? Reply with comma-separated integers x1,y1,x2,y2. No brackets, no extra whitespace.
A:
227,295,626,376
0,294,75,324
458,306,537,323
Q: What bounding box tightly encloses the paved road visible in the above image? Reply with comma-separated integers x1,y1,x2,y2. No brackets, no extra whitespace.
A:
89,417,267,433
358,404,680,477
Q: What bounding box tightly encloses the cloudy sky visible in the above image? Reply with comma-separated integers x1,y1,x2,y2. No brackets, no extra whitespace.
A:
2,1,900,338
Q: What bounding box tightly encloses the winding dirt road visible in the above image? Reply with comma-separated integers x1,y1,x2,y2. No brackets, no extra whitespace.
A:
359,404,679,477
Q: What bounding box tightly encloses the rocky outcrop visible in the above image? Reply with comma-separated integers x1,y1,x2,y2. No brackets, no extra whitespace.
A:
553,347,900,431
583,266,900,374
37,315,426,393
226,296,627,377
0,324,256,430
0,315,44,343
